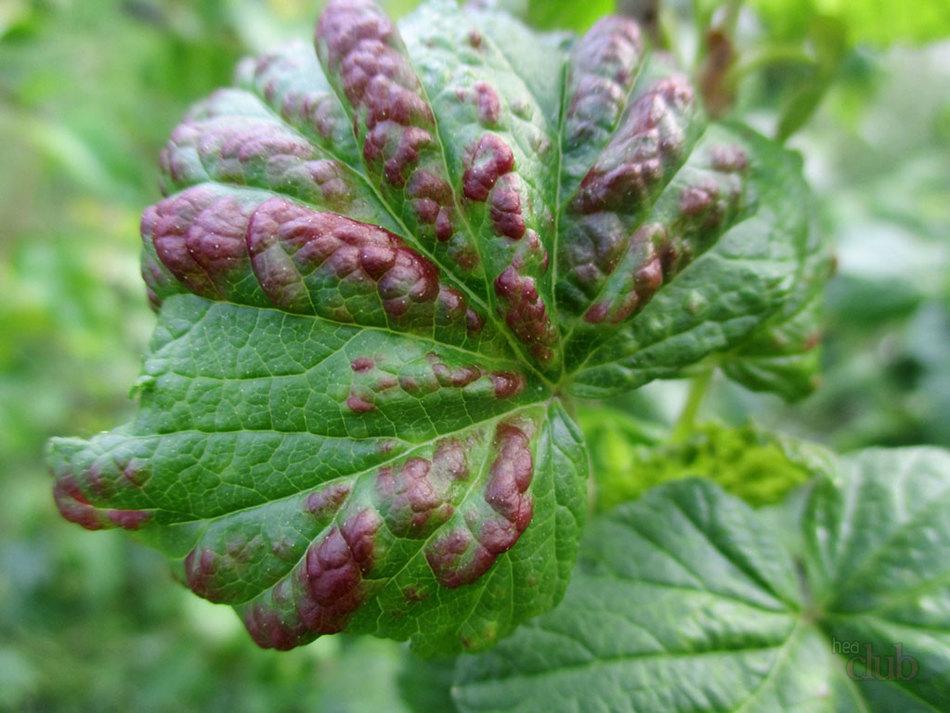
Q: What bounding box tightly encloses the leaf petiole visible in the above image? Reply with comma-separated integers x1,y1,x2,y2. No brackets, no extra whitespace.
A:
672,367,715,441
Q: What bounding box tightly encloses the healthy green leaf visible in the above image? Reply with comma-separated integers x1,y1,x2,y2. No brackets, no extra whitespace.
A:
524,0,616,32
582,419,834,510
751,0,950,48
722,210,834,400
47,0,820,653
399,653,459,713
455,446,950,711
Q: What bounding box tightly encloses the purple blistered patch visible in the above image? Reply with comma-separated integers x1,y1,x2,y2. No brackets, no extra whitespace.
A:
484,423,533,531
306,159,354,205
405,353,525,398
680,181,719,217
676,155,746,234
316,0,472,265
243,581,308,650
317,1,430,125
462,134,515,202
582,223,667,324
141,244,179,310
711,144,749,173
245,197,475,324
489,174,526,240
106,509,151,530
407,170,455,242
633,249,664,302
424,422,535,588
436,286,482,333
236,42,350,145
51,476,102,531
350,356,374,372
52,474,150,532
572,74,694,214
364,125,433,188
584,302,609,324
185,548,221,600
295,508,382,634
305,482,352,517
428,354,482,388
473,81,502,126
376,440,469,537
84,462,108,497
376,374,399,390
424,527,493,588
563,213,627,291
494,266,558,363
565,17,643,149
144,186,257,300
489,372,525,399
466,308,485,332
161,115,311,183
346,391,376,413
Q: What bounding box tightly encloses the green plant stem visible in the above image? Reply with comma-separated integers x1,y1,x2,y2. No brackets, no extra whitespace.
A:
673,369,714,442
720,0,744,36
725,45,818,88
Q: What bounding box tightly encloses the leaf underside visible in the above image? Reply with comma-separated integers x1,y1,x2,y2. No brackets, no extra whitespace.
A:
455,447,950,712
47,0,823,653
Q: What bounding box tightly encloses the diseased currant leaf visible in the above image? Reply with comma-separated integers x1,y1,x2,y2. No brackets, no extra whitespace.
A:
454,447,950,712
562,120,822,397
48,294,586,654
47,0,822,653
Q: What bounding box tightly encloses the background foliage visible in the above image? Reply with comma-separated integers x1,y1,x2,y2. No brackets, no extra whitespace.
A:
0,0,948,710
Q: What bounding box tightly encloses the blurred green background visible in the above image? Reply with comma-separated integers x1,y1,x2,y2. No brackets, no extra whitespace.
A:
0,1,948,710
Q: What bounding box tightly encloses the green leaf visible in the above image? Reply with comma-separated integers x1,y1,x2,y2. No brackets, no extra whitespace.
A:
455,446,950,711
751,0,950,47
48,294,587,655
722,205,835,400
801,448,950,703
463,0,620,32
398,653,459,713
524,0,616,32
575,404,667,510
583,420,833,510
565,123,816,397
47,0,817,653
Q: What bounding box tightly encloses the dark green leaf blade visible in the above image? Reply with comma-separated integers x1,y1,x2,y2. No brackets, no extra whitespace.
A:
455,447,950,711
455,479,831,712
47,294,587,654
802,448,950,707
721,186,834,400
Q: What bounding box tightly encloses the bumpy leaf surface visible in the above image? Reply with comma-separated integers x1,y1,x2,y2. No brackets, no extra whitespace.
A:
455,447,950,711
48,0,819,653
